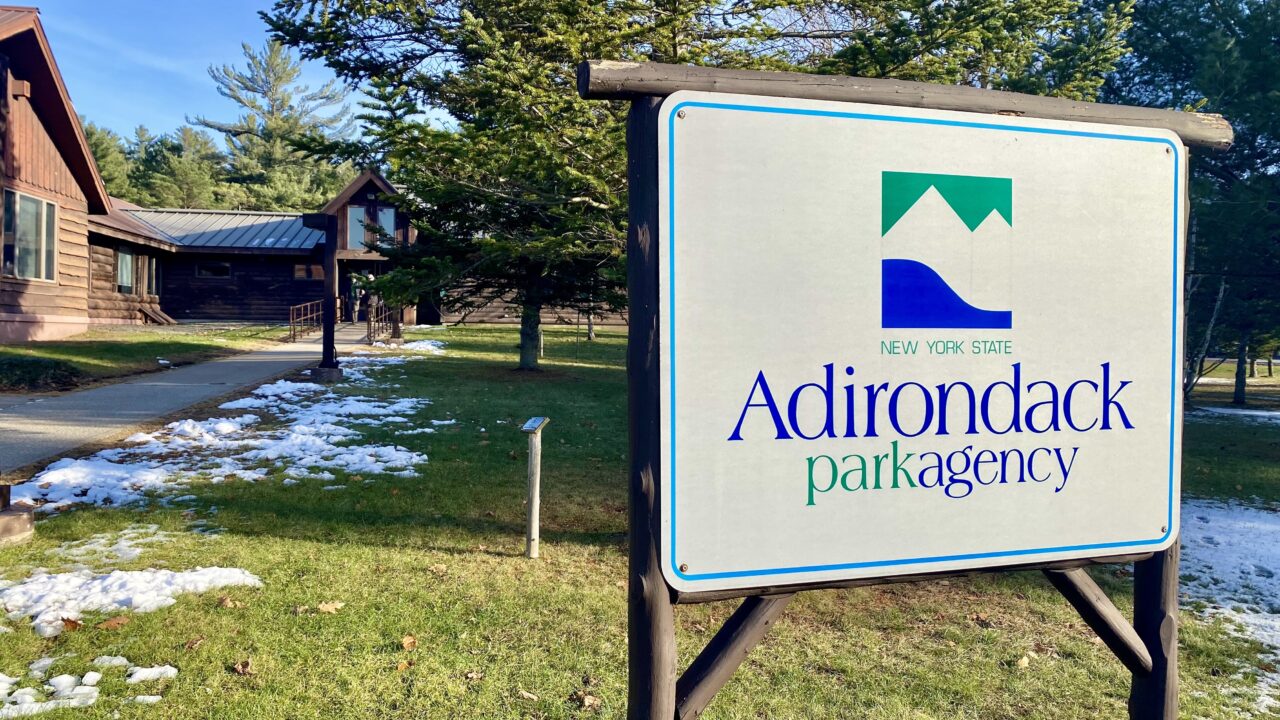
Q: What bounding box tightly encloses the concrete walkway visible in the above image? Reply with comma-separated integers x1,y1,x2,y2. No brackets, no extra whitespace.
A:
0,324,368,475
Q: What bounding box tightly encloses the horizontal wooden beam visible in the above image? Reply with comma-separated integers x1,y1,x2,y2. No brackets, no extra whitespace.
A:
577,61,1233,151
672,553,1151,604
1044,568,1153,676
676,594,794,719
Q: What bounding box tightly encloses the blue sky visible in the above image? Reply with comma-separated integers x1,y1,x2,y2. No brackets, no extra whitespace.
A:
35,0,350,138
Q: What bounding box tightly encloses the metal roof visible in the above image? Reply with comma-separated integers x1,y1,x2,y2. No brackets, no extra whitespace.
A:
126,208,322,252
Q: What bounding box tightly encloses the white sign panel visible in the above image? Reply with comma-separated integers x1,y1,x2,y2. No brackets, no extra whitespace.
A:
658,91,1184,594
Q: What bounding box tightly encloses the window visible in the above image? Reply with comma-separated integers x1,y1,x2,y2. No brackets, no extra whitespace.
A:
195,262,231,279
116,248,134,294
378,207,396,241
148,257,160,296
1,189,57,281
347,205,365,251
346,204,399,251
294,264,324,281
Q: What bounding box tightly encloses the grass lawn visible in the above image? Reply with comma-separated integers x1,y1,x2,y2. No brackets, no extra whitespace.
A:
0,323,290,392
0,326,1276,718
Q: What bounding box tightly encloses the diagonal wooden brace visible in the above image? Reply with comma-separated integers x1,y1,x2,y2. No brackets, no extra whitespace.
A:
675,594,794,719
1044,568,1153,676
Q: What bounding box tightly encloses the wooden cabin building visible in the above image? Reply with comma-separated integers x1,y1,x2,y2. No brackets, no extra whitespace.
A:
0,7,110,342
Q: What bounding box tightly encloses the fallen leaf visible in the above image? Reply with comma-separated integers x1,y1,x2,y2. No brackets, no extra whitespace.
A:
571,688,602,710
218,596,245,609
1016,655,1030,669
390,488,400,496
429,564,448,577
96,616,131,631
292,605,311,615
582,673,599,687
352,475,364,483
401,635,418,651
969,612,994,628
465,670,485,682
317,601,345,614
185,636,205,651
397,660,415,672
61,618,83,632
232,659,255,676
517,689,538,701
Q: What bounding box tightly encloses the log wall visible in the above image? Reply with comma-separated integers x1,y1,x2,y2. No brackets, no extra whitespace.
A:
87,239,162,323
161,254,324,322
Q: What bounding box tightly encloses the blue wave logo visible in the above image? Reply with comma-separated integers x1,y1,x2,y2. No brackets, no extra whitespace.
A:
881,171,1013,330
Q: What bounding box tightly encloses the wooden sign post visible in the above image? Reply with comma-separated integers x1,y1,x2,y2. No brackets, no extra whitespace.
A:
579,60,1232,720
302,212,343,383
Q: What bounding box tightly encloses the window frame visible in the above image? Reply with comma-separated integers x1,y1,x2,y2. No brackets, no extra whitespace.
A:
1,188,58,283
116,247,135,295
346,202,400,251
293,263,324,281
194,261,232,280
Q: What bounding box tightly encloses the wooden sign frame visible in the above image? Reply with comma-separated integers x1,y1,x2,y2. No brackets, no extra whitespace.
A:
578,60,1232,720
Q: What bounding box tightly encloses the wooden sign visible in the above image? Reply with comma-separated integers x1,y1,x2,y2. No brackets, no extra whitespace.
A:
657,91,1185,593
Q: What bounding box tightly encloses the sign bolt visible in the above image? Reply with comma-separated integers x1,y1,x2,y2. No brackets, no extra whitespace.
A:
677,109,686,119
1161,525,1167,533
679,563,689,572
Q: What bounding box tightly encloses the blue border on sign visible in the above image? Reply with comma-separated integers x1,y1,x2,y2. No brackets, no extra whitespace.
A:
665,99,1181,584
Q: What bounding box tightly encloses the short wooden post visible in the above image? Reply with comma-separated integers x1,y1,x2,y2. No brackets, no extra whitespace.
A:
538,329,545,358
522,416,550,559
1129,540,1179,719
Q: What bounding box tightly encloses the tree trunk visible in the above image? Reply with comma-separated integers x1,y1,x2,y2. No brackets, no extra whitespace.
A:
587,311,596,341
518,303,542,370
1249,357,1257,378
1184,276,1226,401
391,306,403,340
1269,357,1273,377
1233,334,1250,405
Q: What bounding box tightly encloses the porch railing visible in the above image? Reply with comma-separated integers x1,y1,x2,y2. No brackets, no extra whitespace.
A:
287,297,344,342
367,297,393,343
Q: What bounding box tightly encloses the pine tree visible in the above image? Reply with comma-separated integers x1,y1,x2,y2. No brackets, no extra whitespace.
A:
1104,0,1280,404
82,119,134,200
266,0,1134,369
194,40,356,211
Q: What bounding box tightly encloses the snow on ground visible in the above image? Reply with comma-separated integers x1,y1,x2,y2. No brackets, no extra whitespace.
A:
370,339,446,354
1,656,176,715
49,525,176,567
1187,406,1280,425
1182,498,1280,710
11,355,430,513
1,566,262,637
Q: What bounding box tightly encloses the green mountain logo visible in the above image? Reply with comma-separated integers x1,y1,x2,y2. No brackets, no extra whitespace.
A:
881,171,1013,235
881,170,1013,329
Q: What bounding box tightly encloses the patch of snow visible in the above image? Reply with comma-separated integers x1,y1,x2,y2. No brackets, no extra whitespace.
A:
399,339,446,354
132,695,163,704
50,524,174,565
125,666,177,684
320,485,346,491
1187,406,1280,425
398,428,435,436
25,660,55,681
430,419,456,427
1182,498,1280,709
79,673,100,688
90,657,128,669
2,567,261,637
